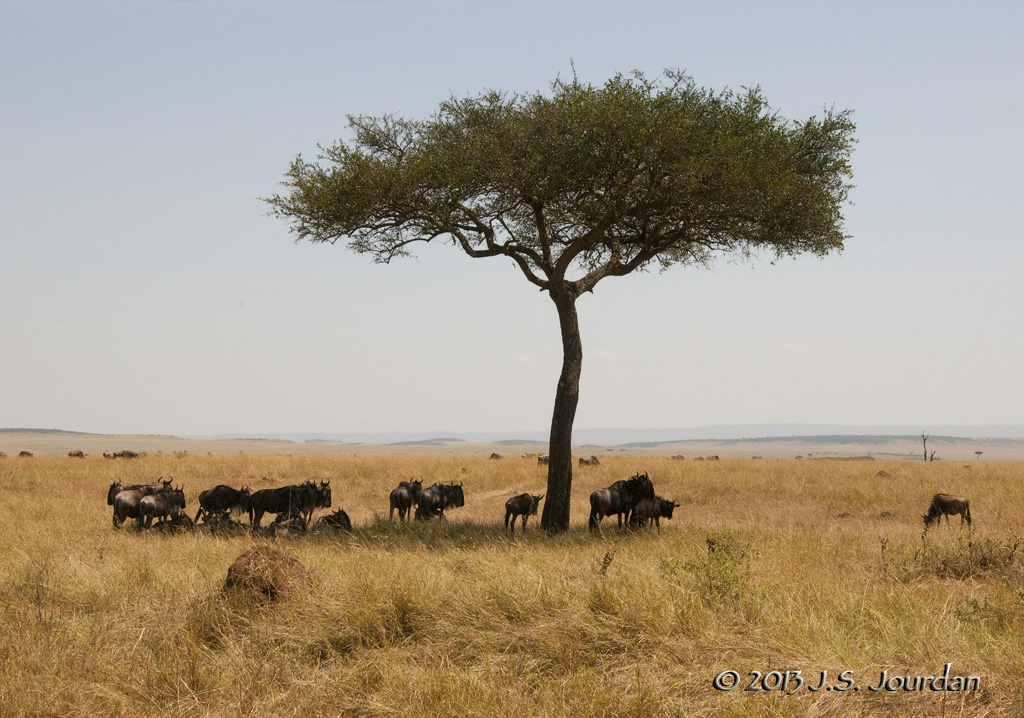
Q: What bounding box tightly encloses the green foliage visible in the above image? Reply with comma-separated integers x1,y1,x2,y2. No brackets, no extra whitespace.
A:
664,530,752,604
267,70,855,294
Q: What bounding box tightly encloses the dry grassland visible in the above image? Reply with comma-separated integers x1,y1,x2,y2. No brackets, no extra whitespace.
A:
1,454,1022,717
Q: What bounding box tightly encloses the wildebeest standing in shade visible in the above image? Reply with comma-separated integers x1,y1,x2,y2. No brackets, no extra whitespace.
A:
195,484,251,522
504,493,544,534
248,482,318,528
923,493,972,528
629,496,680,533
109,478,173,528
415,482,465,521
313,480,332,521
139,487,186,527
389,479,422,521
589,472,654,532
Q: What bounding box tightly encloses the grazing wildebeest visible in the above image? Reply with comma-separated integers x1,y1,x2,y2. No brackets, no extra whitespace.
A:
389,479,422,521
923,493,972,528
18,451,33,457
537,455,549,466
139,487,186,527
489,452,503,460
68,450,85,458
195,484,251,522
415,482,465,521
248,482,318,528
316,509,352,531
579,455,600,467
504,493,543,534
629,496,680,533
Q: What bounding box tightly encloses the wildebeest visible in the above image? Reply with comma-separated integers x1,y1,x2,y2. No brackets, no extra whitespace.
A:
195,484,251,522
199,509,248,536
578,455,600,466
489,452,503,460
109,478,174,527
504,493,543,534
537,455,549,466
0,452,6,457
68,450,85,458
18,451,32,457
316,509,352,531
107,478,172,505
415,482,465,521
629,496,680,533
589,472,654,532
150,511,195,534
104,450,139,459
389,479,422,521
249,481,319,528
139,487,186,527
923,493,972,528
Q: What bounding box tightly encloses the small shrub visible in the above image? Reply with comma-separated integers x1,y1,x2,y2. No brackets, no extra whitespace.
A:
913,535,1020,581
665,530,751,604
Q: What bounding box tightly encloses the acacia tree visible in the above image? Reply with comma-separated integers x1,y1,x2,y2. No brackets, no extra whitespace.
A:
266,71,855,533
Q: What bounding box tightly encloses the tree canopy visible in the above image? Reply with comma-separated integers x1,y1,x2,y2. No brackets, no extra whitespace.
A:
267,70,855,532
268,70,854,296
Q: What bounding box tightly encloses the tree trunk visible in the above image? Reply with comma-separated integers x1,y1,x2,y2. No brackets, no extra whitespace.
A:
540,287,582,533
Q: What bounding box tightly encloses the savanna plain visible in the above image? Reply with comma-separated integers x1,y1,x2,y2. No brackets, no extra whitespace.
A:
1,453,1023,717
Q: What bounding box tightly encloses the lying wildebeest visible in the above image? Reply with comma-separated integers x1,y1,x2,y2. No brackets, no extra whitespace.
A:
389,479,422,521
195,484,251,523
18,451,33,457
537,455,549,466
629,496,680,533
249,481,319,528
139,486,186,527
923,493,972,528
316,509,352,531
579,455,600,466
504,493,543,534
68,450,85,458
199,509,248,536
150,511,195,534
489,452,503,460
264,510,307,536
589,472,654,532
415,482,465,521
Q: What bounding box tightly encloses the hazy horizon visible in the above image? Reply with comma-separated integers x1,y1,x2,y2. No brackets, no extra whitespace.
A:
2,1,1021,436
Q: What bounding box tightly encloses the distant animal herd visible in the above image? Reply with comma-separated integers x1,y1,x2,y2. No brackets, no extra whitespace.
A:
2,450,976,535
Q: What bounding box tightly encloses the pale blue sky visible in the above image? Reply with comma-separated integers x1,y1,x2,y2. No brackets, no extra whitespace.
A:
1,1,1021,435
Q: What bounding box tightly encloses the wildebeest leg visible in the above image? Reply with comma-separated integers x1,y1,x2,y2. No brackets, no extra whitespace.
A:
252,509,264,528
505,508,512,530
521,515,528,532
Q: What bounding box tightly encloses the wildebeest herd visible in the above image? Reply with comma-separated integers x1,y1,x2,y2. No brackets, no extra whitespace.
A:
102,466,973,536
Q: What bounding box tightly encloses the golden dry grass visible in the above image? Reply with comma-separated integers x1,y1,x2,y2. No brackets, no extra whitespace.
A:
1,454,1022,717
